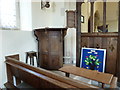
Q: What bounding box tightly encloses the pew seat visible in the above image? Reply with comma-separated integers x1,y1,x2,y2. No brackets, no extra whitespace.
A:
59,66,118,88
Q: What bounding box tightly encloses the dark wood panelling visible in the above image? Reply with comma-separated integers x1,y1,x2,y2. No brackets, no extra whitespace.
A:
81,33,119,80
117,1,120,82
105,38,117,75
88,37,94,48
34,28,67,70
66,10,76,28
76,2,83,67
5,54,19,60
102,38,107,49
49,31,63,69
42,54,49,68
81,37,89,47
90,2,94,33
81,32,118,37
103,2,106,31
94,37,102,48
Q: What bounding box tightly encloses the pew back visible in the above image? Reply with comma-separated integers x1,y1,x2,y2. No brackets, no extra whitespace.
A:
5,55,99,89
5,54,19,60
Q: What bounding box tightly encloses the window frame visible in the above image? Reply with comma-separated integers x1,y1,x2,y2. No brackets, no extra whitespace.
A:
0,0,20,30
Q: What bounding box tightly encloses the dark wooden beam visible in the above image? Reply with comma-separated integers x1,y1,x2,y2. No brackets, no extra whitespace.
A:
103,1,106,31
117,1,120,82
90,2,94,33
76,1,83,67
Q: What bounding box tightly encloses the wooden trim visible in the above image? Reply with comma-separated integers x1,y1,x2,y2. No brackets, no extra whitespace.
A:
81,33,119,37
76,2,83,67
117,1,120,82
90,2,94,33
103,1,106,31
34,28,67,31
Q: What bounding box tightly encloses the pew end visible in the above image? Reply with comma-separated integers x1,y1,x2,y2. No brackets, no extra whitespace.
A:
5,54,19,60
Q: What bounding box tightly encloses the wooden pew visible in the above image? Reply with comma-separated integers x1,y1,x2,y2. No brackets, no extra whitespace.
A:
59,66,118,88
5,54,19,60
5,54,21,86
4,55,99,89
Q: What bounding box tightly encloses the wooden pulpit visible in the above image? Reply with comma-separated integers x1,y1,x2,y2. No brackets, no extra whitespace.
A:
34,28,67,70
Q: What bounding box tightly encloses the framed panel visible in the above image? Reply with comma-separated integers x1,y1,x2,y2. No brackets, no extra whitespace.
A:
80,48,106,72
66,10,84,28
66,10,76,28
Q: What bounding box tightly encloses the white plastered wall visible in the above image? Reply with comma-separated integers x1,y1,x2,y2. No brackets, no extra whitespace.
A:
0,31,3,87
0,30,37,88
32,2,66,28
31,1,77,64
19,0,32,31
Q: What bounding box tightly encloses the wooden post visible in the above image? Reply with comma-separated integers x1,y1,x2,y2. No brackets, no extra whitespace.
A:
103,1,106,31
90,2,94,33
76,1,83,67
117,1,120,82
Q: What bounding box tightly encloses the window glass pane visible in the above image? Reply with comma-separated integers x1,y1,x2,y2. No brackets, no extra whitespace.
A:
0,0,17,29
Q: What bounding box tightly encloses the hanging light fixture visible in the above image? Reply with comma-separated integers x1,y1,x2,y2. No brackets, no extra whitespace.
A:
41,0,50,9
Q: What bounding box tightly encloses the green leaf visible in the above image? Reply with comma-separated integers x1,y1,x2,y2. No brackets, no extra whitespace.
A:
96,59,99,62
95,62,100,65
85,60,88,63
89,55,92,59
96,63,99,65
90,61,92,64
86,62,89,65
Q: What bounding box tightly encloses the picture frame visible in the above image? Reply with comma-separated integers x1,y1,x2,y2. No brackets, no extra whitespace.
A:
80,48,106,72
